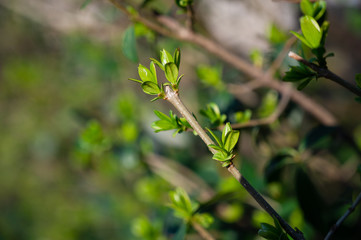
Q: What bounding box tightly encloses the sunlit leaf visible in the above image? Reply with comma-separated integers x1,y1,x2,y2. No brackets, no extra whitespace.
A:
300,16,322,49
160,49,173,66
165,62,178,84
300,0,314,16
222,122,232,144
223,130,240,153
174,48,181,70
141,81,160,95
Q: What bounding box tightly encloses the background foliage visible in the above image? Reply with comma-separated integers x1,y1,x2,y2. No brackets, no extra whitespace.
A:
0,0,361,239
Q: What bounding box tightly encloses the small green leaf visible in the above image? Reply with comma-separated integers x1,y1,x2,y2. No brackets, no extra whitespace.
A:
160,49,174,66
152,120,176,132
141,81,160,95
290,31,313,49
206,128,223,147
138,64,155,83
300,16,322,49
222,122,232,144
150,61,157,82
150,58,164,71
165,62,179,84
258,223,283,240
174,48,181,70
128,78,142,83
297,78,312,90
122,26,139,62
300,0,314,16
223,130,240,153
213,152,233,162
154,110,171,121
208,144,226,153
355,73,361,89
313,1,327,20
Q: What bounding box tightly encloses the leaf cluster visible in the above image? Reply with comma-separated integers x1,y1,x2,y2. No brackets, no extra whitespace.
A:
258,219,288,240
200,103,226,127
207,123,240,167
168,188,214,228
151,110,192,137
129,48,183,101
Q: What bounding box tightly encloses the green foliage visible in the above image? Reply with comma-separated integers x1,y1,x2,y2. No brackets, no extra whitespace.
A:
264,148,297,183
300,0,327,21
258,219,288,240
283,64,316,90
268,23,288,45
131,216,166,240
122,25,139,62
151,110,192,136
356,73,361,89
291,16,322,49
257,91,278,118
207,123,240,167
168,188,214,229
196,64,224,90
175,0,193,8
234,109,252,123
200,103,226,127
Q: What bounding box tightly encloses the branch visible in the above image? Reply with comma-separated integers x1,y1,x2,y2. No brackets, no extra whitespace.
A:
324,191,361,240
192,222,215,240
288,51,361,97
164,86,305,240
231,84,292,129
107,0,338,126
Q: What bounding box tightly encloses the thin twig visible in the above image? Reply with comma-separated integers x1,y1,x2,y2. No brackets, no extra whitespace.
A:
231,84,292,129
192,222,216,240
324,191,361,240
164,86,305,240
186,4,195,32
288,51,361,97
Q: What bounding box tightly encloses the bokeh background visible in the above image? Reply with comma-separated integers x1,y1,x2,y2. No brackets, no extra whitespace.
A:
0,0,361,239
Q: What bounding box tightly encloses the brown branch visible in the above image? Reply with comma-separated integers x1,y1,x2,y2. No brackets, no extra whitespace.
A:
324,191,361,240
155,16,337,126
288,51,361,97
231,84,292,129
192,222,216,240
107,0,338,126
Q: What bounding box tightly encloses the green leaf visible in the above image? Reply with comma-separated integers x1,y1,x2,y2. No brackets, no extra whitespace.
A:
149,61,157,82
169,188,193,214
300,16,322,49
355,73,361,89
206,128,223,147
222,122,232,144
223,130,240,153
138,64,155,83
264,150,294,183
141,81,160,95
128,78,142,83
160,49,173,66
152,120,176,132
150,58,164,71
174,48,181,70
208,144,226,153
80,0,92,9
212,152,233,162
122,26,139,62
165,62,179,84
173,222,187,240
283,64,315,82
297,78,312,90
154,110,171,121
313,1,327,20
258,223,281,240
290,31,313,49
300,0,314,16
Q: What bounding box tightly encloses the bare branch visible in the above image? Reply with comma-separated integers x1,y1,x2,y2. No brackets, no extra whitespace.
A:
192,222,216,240
324,192,361,240
288,51,361,97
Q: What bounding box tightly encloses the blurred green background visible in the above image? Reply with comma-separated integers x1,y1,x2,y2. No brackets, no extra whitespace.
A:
1,0,361,239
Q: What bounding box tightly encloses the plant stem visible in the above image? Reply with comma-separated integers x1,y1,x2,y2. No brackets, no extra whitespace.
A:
288,51,361,97
192,222,215,240
164,86,305,240
324,191,361,240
